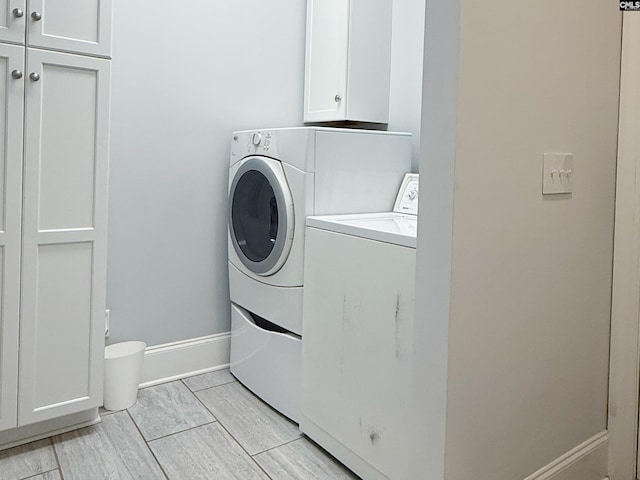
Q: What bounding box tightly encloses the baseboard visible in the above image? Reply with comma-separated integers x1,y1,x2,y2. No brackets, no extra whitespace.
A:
139,332,231,388
523,431,609,480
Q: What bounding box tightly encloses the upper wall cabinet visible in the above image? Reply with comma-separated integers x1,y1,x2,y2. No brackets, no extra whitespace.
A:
304,0,392,124
0,0,112,58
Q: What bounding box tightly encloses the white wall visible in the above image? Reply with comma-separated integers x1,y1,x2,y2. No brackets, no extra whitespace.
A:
608,15,640,479
107,0,426,346
409,0,460,477
412,1,621,479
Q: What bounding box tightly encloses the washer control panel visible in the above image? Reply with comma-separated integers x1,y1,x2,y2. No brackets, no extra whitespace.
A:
393,173,419,215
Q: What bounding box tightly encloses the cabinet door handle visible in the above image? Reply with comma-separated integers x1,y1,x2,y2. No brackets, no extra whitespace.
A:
31,11,42,21
29,72,40,82
11,70,22,79
12,8,23,18
334,94,342,103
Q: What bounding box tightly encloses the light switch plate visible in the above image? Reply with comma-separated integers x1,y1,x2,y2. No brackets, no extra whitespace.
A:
543,153,574,195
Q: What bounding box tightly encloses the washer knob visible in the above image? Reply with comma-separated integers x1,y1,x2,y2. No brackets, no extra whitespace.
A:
251,133,262,146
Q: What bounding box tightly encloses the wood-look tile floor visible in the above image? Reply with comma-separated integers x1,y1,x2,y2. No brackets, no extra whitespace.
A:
0,370,359,480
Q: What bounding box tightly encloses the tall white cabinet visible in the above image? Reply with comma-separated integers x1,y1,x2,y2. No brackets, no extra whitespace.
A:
0,0,111,436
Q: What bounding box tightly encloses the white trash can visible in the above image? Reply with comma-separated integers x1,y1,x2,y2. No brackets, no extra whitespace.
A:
103,341,146,411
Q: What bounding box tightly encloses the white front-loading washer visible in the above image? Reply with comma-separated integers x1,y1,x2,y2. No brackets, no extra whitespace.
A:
228,127,411,422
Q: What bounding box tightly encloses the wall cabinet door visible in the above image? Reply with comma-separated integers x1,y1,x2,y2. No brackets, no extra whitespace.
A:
26,0,112,58
18,48,109,426
304,0,349,122
303,0,392,124
0,43,23,432
0,1,25,45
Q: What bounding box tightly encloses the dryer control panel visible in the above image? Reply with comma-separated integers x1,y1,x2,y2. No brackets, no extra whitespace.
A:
393,173,419,215
247,131,272,152
231,130,275,164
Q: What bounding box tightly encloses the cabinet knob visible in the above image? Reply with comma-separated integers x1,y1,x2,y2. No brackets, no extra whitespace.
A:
11,70,22,79
334,94,342,103
31,11,42,21
12,8,23,18
29,72,40,82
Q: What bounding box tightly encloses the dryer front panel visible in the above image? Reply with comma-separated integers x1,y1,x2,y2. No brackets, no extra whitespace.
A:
229,157,294,276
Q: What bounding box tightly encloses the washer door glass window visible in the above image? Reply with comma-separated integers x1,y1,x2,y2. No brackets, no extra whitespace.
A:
229,157,294,276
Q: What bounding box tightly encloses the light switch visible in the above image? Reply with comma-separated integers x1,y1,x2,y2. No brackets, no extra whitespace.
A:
542,153,574,195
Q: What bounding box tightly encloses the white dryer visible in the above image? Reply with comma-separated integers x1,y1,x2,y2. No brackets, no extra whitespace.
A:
228,127,411,422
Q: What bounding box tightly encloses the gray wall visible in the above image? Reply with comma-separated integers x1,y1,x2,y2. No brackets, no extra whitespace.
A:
107,0,426,346
389,0,426,170
107,0,306,345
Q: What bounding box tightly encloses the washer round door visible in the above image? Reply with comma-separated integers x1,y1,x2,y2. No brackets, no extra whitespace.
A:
229,157,295,276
